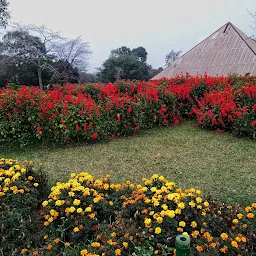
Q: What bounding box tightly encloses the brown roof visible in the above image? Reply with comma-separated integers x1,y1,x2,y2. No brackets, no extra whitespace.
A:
153,22,256,79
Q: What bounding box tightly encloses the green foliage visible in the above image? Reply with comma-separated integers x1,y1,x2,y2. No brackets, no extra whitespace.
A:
97,46,154,82
0,159,47,254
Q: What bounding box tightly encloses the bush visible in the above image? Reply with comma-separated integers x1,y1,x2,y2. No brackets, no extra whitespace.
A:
0,74,255,147
0,158,47,254
38,172,255,256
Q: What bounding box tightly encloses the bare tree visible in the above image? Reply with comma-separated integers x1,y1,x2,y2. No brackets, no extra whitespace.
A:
249,11,256,39
165,50,182,67
3,23,62,89
51,37,91,82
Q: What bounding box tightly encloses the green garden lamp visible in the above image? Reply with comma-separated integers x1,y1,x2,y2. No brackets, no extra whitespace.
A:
175,235,191,256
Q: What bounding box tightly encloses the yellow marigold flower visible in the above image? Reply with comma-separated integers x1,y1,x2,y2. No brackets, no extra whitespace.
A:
232,219,239,224
123,242,128,248
54,238,60,244
48,217,53,223
179,221,186,227
91,242,100,247
85,206,92,212
65,242,70,248
241,237,247,243
88,213,95,219
155,227,161,234
33,183,39,187
74,227,80,233
189,201,195,208
73,199,81,206
109,201,113,206
231,241,239,249
144,218,152,227
115,249,121,255
220,233,228,241
247,213,254,219
156,217,163,224
191,221,197,228
111,232,116,237
162,204,168,210
175,208,181,214
28,176,33,180
77,208,83,213
69,191,75,197
196,197,202,203
182,232,189,237
42,201,48,207
196,245,203,252
178,202,185,209
80,249,88,256
196,189,201,194
252,203,256,208
203,201,209,207
69,206,76,213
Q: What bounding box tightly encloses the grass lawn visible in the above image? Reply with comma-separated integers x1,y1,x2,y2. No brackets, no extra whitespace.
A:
1,121,255,205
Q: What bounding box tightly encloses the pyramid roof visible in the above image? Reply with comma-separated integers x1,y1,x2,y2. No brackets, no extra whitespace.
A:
153,22,256,79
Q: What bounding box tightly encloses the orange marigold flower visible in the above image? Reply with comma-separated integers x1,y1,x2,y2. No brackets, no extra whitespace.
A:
220,246,228,253
21,248,28,254
115,249,121,255
247,213,254,219
32,251,39,256
220,233,228,241
196,245,203,252
47,244,53,250
231,241,239,249
54,238,60,244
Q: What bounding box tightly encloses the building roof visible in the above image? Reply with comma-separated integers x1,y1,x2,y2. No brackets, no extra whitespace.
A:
153,22,256,79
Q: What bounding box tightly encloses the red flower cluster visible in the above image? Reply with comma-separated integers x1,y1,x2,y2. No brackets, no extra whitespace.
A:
0,74,255,145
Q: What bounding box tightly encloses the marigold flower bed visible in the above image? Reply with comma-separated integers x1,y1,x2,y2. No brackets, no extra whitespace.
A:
0,74,255,146
1,158,255,255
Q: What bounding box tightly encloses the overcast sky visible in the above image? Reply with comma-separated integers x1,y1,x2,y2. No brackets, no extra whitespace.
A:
8,0,256,72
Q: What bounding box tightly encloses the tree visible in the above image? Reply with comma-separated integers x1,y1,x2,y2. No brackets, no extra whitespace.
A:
1,24,91,87
51,37,91,83
0,0,10,28
97,46,152,82
165,50,182,67
3,24,61,89
249,11,256,39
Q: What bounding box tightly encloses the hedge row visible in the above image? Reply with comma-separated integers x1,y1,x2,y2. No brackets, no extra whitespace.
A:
0,74,255,146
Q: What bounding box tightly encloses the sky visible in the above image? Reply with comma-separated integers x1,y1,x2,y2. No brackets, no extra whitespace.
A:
8,0,256,73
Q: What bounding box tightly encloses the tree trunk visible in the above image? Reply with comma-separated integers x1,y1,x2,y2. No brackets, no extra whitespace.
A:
37,59,43,90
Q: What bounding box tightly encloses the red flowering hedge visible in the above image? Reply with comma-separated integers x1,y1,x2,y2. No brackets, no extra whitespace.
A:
0,74,255,145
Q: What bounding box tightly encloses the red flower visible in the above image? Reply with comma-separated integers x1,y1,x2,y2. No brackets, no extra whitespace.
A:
76,124,81,131
91,132,98,140
127,106,132,113
251,121,256,127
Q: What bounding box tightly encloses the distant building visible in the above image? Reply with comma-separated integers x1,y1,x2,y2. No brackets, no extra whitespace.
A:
153,22,256,79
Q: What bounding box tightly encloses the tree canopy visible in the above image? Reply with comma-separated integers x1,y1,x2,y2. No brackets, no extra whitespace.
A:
97,46,156,82
0,0,10,28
